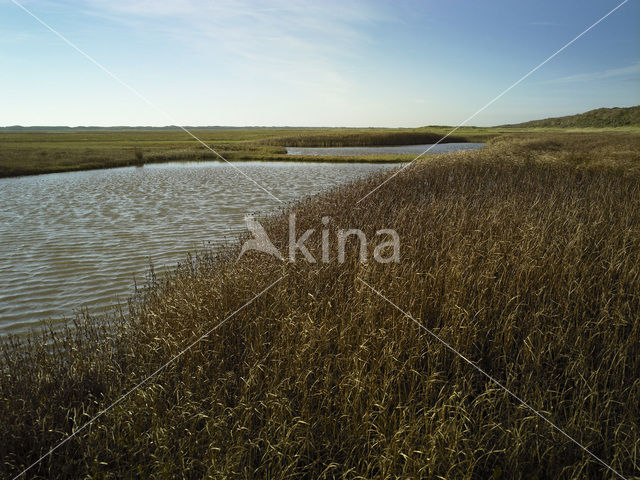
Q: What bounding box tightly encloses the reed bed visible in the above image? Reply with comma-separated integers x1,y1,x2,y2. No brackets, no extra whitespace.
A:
256,130,468,147
1,133,639,479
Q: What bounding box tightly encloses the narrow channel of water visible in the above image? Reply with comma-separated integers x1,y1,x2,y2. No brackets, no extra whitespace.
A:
286,142,484,156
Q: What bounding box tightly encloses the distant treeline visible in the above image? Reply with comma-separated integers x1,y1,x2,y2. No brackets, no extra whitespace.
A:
502,105,640,128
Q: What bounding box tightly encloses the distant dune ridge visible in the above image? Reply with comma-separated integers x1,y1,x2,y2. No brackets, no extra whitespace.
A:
2,105,639,131
502,105,640,128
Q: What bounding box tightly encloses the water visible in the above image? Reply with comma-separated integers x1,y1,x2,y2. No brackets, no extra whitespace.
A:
0,141,483,335
0,161,399,334
286,142,484,156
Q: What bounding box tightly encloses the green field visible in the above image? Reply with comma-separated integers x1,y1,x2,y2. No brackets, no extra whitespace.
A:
2,130,639,478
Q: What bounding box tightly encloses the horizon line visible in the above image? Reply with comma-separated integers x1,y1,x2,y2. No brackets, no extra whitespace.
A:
2,105,637,131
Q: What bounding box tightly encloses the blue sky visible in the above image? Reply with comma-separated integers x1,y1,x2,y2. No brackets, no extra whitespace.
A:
1,0,638,127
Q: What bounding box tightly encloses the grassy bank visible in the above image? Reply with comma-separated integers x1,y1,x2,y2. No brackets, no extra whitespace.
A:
1,132,639,478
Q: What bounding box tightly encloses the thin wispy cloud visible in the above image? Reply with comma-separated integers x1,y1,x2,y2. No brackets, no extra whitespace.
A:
0,32,31,43
80,0,386,95
545,61,640,84
530,21,561,27
4,0,638,126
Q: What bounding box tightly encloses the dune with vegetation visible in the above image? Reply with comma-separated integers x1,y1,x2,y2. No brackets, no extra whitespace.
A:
502,105,640,129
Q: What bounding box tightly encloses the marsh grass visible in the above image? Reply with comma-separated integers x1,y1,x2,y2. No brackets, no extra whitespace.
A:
0,127,493,177
255,130,467,147
1,133,639,478
3,126,636,177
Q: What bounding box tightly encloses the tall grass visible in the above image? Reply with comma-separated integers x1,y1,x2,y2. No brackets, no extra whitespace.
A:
1,133,639,478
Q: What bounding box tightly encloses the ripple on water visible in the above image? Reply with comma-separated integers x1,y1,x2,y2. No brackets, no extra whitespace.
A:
0,160,406,334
